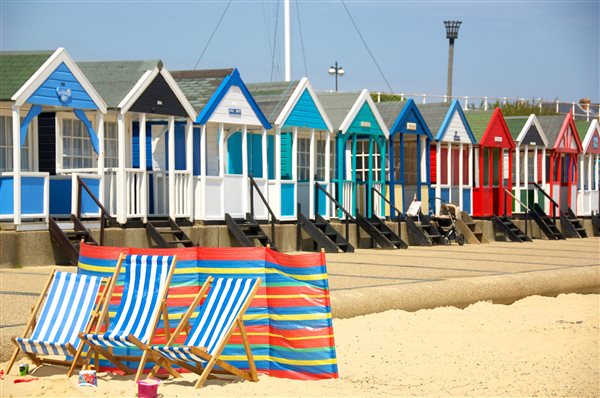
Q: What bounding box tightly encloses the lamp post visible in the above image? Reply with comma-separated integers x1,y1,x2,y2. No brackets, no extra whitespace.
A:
444,20,462,102
328,61,345,92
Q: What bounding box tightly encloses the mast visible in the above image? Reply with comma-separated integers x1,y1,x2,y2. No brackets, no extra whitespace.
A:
284,0,291,81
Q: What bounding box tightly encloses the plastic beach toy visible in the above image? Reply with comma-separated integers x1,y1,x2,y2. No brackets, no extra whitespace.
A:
78,370,97,387
137,379,160,398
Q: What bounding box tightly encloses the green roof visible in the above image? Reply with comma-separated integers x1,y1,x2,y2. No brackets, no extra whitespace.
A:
171,69,233,113
78,60,159,108
418,102,452,136
246,80,300,123
375,101,407,130
536,115,566,146
316,92,361,130
575,119,591,142
0,50,53,100
504,116,529,140
465,110,494,142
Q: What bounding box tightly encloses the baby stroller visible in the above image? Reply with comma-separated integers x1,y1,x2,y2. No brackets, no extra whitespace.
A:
430,198,465,245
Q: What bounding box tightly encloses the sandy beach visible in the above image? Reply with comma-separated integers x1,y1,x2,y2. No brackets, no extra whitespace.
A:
2,293,598,397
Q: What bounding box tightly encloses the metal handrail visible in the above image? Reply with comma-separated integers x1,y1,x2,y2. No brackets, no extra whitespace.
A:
315,182,354,243
530,181,560,222
76,176,112,246
248,174,278,248
504,188,532,238
372,186,403,239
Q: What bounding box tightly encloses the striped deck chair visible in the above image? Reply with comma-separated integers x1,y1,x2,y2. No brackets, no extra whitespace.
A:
7,271,110,377
147,276,262,389
79,254,178,381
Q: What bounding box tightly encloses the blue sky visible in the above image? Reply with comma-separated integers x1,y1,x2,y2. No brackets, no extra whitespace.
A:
1,1,598,102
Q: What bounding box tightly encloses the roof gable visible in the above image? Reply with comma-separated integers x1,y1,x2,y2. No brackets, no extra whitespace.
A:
276,78,332,132
388,99,432,138
478,108,515,149
195,69,270,128
437,100,475,143
553,112,582,153
10,48,106,112
581,119,600,154
514,115,548,147
340,90,389,137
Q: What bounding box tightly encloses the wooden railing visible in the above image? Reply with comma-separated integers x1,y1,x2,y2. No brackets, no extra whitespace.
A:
315,182,354,243
249,174,278,248
372,185,403,240
76,176,112,246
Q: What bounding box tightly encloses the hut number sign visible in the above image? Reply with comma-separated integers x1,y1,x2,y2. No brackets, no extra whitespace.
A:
406,122,417,131
229,108,241,116
494,137,503,142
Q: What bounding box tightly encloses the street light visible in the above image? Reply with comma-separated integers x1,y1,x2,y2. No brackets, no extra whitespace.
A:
444,20,462,102
328,61,345,92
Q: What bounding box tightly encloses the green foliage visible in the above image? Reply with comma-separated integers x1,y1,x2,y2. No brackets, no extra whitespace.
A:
371,93,406,103
483,100,559,116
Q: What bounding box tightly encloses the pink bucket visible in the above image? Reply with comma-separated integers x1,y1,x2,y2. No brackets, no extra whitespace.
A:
137,379,160,398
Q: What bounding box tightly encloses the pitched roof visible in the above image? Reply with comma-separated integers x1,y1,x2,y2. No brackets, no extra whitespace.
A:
78,60,159,108
536,114,566,146
0,50,54,100
316,91,361,130
246,80,300,123
375,101,407,130
171,69,234,113
418,102,452,135
465,110,494,142
504,116,529,140
575,119,592,142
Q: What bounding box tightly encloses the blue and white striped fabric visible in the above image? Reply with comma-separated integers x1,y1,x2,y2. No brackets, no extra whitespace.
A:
15,272,102,357
84,255,173,348
150,277,258,363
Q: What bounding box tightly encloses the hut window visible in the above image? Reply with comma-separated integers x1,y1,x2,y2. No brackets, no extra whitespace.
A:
0,115,33,172
104,121,118,168
62,118,94,169
404,141,417,185
355,139,382,182
316,139,326,181
451,147,460,185
440,147,449,185
298,137,310,182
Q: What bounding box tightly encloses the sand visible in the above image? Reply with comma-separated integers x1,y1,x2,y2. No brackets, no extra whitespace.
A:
2,293,598,397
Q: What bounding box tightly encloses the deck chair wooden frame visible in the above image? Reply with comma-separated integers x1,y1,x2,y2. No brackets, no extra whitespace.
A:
7,270,111,377
147,276,262,389
78,253,179,381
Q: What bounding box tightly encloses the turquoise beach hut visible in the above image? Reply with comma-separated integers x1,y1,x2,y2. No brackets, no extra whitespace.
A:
0,48,107,226
377,99,433,215
317,90,389,218
248,78,333,221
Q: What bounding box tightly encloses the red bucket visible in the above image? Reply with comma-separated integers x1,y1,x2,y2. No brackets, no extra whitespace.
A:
137,379,160,398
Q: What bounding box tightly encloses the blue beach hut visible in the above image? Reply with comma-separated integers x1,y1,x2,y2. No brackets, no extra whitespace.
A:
317,90,389,218
377,99,433,215
171,69,272,221
248,78,333,221
0,48,107,226
420,100,476,214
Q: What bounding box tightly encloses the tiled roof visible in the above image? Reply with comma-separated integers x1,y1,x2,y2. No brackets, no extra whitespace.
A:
78,60,159,108
246,80,300,123
316,91,361,130
375,101,407,130
575,119,592,142
171,69,233,113
504,116,529,140
465,110,494,142
418,102,452,135
536,115,566,146
0,50,53,100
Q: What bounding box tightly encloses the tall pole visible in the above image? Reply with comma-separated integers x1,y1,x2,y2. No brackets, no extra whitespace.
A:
334,61,339,92
446,38,455,101
284,0,291,81
444,20,461,103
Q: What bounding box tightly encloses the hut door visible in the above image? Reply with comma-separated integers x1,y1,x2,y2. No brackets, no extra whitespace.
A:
403,138,418,211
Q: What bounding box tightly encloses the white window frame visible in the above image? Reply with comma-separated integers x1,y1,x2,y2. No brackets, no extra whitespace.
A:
297,136,310,182
0,107,36,172
104,120,118,168
57,112,97,173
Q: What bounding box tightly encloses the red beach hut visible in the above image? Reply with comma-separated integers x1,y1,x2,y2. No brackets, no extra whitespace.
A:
467,108,515,217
